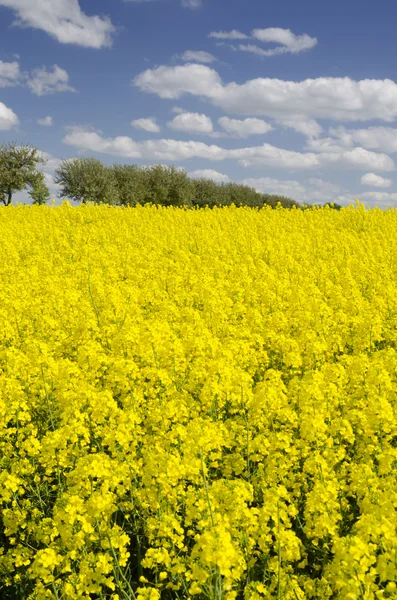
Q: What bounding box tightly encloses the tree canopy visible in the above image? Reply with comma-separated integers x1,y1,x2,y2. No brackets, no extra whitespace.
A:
54,158,119,205
0,142,49,206
0,143,346,209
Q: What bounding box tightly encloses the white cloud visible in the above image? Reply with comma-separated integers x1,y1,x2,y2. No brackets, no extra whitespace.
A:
208,30,249,40
0,101,19,130
305,137,348,153
63,126,395,172
323,189,397,208
241,176,341,203
134,64,397,123
43,172,59,194
37,115,53,127
131,117,160,133
251,27,317,55
360,172,392,188
242,176,306,198
0,0,115,48
27,65,76,96
189,169,230,183
0,60,21,87
181,0,202,7
218,116,273,137
359,191,397,207
230,145,394,171
237,44,274,57
171,106,184,114
210,27,317,58
63,127,227,161
167,111,214,134
307,178,342,200
327,125,397,153
134,63,223,100
0,59,74,97
125,0,202,6
40,151,62,172
180,50,216,63
276,116,323,138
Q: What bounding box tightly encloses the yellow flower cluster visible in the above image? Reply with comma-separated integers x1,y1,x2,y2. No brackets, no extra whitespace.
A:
1,201,397,599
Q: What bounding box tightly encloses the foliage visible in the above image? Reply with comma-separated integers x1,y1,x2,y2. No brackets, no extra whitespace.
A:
141,165,195,207
191,178,220,208
54,158,119,205
111,164,147,206
0,142,48,206
53,157,298,209
1,202,397,599
28,172,51,205
323,201,343,210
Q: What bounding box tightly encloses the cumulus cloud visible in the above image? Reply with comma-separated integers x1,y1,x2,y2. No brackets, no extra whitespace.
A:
42,172,61,198
229,145,394,172
37,116,53,127
250,27,317,55
181,0,202,8
307,178,343,201
134,64,223,100
326,125,397,153
208,30,249,40
242,176,306,198
209,27,317,57
188,169,230,183
167,111,214,134
241,176,341,203
332,192,397,208
237,44,275,57
63,127,227,161
360,172,392,188
218,117,273,137
276,116,323,138
0,60,21,87
0,59,74,96
40,151,62,172
125,0,202,7
134,64,397,123
131,117,160,133
27,65,76,96
305,137,349,153
63,126,395,172
0,0,115,48
0,101,19,130
360,191,397,206
180,50,216,63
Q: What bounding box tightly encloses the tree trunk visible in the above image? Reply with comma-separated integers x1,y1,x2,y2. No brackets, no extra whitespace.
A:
6,188,12,206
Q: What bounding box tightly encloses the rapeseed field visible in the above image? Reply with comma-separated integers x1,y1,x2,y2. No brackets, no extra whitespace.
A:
1,202,397,600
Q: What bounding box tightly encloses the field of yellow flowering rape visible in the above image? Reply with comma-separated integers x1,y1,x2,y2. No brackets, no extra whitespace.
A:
1,202,397,600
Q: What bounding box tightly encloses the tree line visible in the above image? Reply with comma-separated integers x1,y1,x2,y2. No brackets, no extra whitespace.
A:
54,157,301,209
0,142,343,209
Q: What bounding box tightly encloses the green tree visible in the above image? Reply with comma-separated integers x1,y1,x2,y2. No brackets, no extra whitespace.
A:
167,166,195,207
111,164,147,206
323,201,343,210
0,142,47,206
28,172,51,205
140,165,169,205
192,178,220,208
54,157,119,204
141,165,194,207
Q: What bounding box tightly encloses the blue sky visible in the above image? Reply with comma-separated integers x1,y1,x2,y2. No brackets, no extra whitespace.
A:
2,0,397,206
